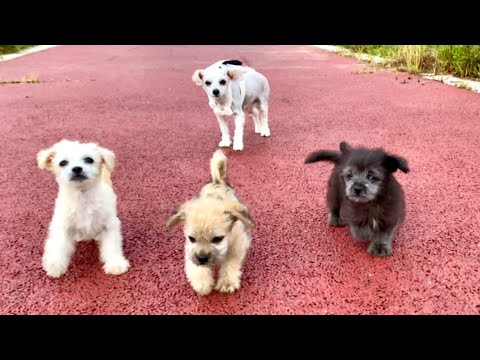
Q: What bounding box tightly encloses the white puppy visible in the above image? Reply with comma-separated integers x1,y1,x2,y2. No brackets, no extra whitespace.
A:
37,139,130,278
192,59,271,151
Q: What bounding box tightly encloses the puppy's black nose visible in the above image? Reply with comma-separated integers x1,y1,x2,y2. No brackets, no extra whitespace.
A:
353,183,363,195
196,254,210,265
212,89,220,96
72,166,83,174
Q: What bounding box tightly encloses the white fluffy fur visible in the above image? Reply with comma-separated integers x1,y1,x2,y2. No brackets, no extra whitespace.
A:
192,60,271,151
37,139,130,278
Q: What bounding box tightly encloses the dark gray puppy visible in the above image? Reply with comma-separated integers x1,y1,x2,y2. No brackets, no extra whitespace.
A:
305,141,410,257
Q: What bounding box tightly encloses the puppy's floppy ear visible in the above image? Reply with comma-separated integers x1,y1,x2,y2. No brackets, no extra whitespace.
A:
225,202,254,229
166,204,186,228
339,141,352,154
383,154,410,174
192,69,204,85
37,146,55,171
99,146,115,174
227,69,244,81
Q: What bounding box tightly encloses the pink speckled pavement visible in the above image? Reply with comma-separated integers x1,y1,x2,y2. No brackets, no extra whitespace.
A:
0,45,479,314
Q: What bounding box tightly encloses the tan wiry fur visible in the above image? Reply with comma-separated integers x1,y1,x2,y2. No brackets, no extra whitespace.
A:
166,150,254,296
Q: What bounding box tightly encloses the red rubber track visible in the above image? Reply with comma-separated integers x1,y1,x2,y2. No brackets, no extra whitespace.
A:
0,45,479,314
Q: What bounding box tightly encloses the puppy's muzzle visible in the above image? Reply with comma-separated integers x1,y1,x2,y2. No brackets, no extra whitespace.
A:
70,166,88,182
212,89,220,97
194,253,211,266
352,183,364,196
348,183,370,203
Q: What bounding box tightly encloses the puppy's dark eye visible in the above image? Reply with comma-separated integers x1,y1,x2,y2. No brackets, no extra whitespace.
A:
84,157,94,164
59,160,68,167
219,79,226,86
205,81,211,86
368,175,379,181
212,236,224,244
345,174,353,180
188,236,196,243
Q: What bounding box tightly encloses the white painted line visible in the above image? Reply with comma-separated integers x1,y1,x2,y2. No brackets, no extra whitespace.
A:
0,45,59,63
312,45,480,94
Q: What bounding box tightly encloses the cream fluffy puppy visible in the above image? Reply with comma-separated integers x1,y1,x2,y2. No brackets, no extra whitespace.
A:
166,150,254,295
37,139,130,278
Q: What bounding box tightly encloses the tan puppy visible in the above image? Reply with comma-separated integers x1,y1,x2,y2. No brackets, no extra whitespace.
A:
166,150,254,295
37,140,130,278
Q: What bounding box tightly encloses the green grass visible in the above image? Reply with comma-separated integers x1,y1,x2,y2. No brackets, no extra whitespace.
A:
0,45,34,55
341,45,480,80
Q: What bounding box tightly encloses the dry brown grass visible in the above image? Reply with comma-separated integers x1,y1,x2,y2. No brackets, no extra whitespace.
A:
0,73,40,85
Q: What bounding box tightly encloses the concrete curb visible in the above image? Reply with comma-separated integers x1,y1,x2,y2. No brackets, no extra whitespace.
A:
312,45,480,94
0,45,59,63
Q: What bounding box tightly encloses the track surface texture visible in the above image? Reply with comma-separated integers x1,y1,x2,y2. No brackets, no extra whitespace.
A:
1,45,479,315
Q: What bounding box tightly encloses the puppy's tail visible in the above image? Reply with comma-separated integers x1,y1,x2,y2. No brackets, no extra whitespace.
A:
210,149,227,184
304,150,342,164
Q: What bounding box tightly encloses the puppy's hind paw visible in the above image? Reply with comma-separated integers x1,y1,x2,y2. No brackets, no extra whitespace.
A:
219,139,232,148
260,128,271,137
103,257,130,275
367,243,392,257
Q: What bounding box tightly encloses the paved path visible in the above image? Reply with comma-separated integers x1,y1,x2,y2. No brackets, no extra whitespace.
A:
0,45,479,314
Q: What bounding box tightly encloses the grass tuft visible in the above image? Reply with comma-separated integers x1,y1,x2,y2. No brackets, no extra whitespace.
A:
341,45,480,80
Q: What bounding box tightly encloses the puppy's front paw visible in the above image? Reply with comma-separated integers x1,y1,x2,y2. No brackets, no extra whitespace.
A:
42,258,69,278
190,278,215,296
367,242,392,257
215,276,241,293
219,139,232,147
327,212,345,227
233,141,244,151
103,257,130,275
